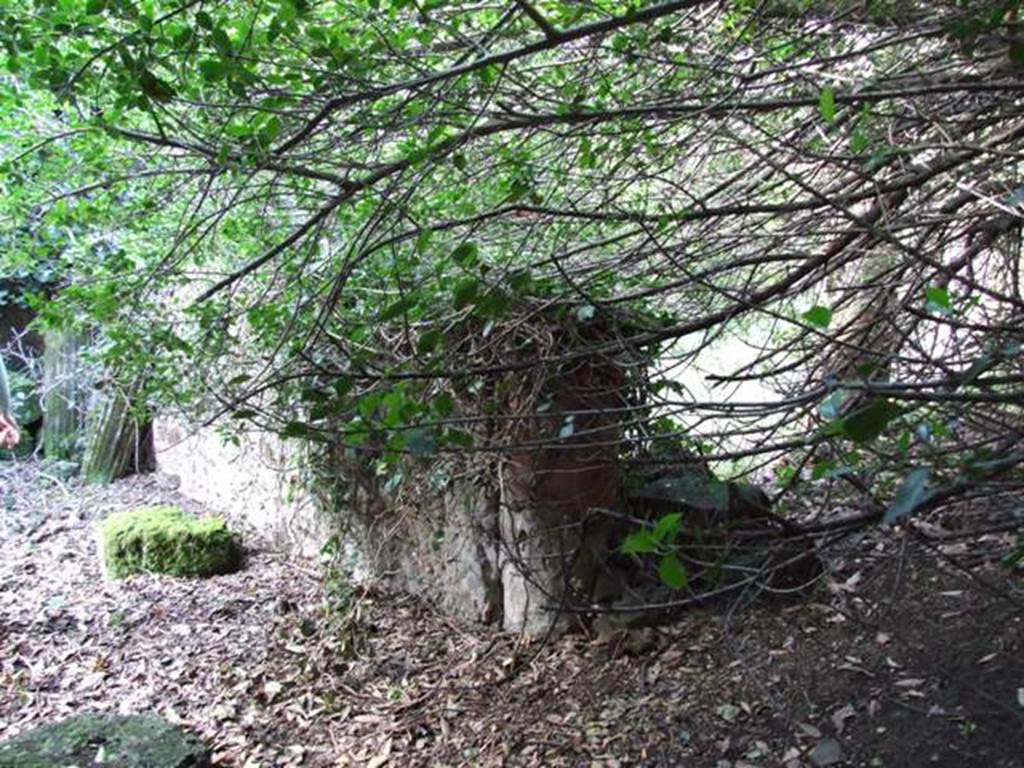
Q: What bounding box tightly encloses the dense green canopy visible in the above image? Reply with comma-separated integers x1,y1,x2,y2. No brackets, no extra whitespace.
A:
0,1,1022,541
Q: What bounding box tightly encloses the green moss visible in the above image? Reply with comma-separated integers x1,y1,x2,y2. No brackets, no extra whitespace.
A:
0,712,210,767
99,505,242,578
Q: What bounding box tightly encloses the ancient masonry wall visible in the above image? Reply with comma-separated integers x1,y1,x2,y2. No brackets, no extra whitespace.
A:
153,420,331,558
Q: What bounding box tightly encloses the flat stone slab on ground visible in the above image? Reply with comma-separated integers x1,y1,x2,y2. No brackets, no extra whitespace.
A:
0,712,210,768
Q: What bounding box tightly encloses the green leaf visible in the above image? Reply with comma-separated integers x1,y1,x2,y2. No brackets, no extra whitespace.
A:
802,305,832,328
333,377,353,399
657,554,689,590
558,415,575,439
840,399,903,444
652,512,683,544
415,231,433,253
406,428,437,457
139,71,176,101
281,421,318,439
451,241,478,267
452,277,479,309
433,392,454,417
925,286,952,314
884,467,930,524
417,329,443,355
258,116,282,144
444,428,475,448
819,87,836,123
820,390,845,420
172,26,194,47
850,127,869,154
1009,39,1024,67
811,459,833,480
380,295,417,321
509,269,533,294
199,59,230,82
475,289,509,319
356,392,382,419
211,27,232,53
621,529,658,555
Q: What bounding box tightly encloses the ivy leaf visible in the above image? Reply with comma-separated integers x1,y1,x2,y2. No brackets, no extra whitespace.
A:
925,286,952,314
651,512,683,544
840,399,903,444
139,71,176,101
380,295,417,321
802,305,833,328
406,428,437,457
417,328,443,355
281,421,319,439
657,554,689,590
451,241,478,267
621,528,658,555
819,87,836,123
1010,39,1024,67
850,127,869,154
452,277,479,309
884,467,931,524
199,59,230,82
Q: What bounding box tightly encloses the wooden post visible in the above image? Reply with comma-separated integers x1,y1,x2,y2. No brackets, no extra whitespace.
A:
41,328,88,460
81,380,154,484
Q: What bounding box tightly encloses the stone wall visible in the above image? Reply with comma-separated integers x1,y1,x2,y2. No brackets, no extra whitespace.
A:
153,420,331,557
340,356,626,636
153,349,628,637
345,476,503,626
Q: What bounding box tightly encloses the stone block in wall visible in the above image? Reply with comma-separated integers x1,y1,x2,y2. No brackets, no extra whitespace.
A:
344,478,502,626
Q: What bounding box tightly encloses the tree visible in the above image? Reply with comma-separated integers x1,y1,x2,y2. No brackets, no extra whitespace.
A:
1,0,1022,599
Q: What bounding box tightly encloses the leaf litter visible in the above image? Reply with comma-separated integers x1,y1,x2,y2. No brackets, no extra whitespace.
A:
2,460,1022,767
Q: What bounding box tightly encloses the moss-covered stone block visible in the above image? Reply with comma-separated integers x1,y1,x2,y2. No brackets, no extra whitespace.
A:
0,712,210,768
99,505,242,578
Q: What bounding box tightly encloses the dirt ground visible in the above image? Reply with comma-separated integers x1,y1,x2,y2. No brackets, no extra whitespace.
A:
1,460,1021,767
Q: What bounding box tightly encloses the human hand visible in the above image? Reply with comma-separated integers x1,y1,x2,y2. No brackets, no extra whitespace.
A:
0,413,20,449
